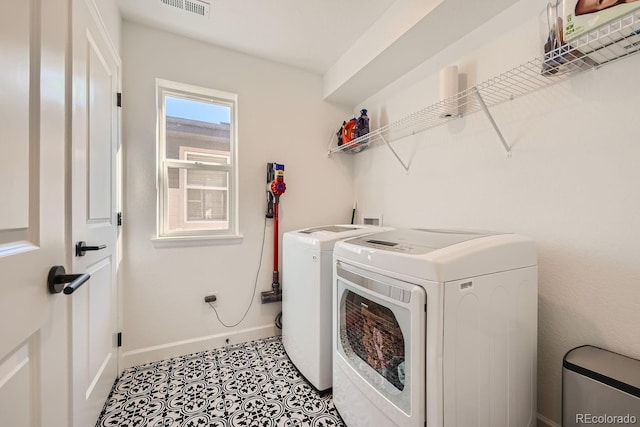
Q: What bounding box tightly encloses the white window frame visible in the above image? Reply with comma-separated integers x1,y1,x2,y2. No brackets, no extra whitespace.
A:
155,78,240,245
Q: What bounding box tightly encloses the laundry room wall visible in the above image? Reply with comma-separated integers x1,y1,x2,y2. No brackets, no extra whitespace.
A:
120,21,354,367
350,0,640,425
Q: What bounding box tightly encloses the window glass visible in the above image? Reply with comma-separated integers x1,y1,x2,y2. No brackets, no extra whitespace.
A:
164,96,231,160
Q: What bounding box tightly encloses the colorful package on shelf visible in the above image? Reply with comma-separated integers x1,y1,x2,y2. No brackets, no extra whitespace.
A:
563,0,640,41
336,110,369,153
541,1,600,75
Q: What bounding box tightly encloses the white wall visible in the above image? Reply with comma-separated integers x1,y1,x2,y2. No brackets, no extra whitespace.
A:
121,22,354,366
353,0,640,425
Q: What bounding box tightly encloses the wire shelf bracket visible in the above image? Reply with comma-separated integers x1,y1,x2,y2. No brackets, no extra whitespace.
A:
474,88,511,157
380,134,410,172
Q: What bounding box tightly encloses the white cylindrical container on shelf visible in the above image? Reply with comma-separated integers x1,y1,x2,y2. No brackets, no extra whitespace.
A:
439,65,459,118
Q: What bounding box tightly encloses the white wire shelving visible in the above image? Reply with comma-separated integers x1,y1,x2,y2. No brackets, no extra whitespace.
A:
328,9,640,171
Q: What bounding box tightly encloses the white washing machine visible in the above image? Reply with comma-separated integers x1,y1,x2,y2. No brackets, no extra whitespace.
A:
282,224,387,391
332,229,538,427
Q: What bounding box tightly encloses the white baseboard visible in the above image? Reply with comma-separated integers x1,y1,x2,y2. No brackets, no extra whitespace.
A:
537,413,561,427
121,324,279,369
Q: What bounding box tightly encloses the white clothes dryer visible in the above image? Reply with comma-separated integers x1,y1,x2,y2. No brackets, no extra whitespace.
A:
332,229,538,427
282,224,388,391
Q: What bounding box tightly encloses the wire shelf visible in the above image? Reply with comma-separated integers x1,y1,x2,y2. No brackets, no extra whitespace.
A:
329,9,640,157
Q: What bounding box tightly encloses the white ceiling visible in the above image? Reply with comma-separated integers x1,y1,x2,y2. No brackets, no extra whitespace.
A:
116,0,522,105
116,0,396,75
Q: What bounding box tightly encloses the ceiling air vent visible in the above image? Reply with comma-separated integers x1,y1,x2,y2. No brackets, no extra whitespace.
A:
160,0,210,18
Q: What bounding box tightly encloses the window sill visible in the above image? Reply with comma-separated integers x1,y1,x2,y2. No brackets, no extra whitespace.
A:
151,233,243,248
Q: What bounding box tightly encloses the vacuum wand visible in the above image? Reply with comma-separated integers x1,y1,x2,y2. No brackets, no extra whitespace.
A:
262,163,286,304
272,200,280,293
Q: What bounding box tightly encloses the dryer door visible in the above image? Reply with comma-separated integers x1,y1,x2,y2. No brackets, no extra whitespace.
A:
334,261,426,425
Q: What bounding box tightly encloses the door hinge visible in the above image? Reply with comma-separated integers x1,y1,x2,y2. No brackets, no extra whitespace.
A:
117,92,122,108
117,212,122,226
117,332,122,347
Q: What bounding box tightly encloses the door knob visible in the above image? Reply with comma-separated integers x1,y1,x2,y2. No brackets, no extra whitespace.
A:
47,266,90,295
75,241,106,257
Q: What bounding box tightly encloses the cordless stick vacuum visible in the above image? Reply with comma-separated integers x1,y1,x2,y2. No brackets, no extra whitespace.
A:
262,163,286,304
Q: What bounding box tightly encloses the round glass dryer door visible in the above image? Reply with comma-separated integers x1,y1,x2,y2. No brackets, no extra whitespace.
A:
335,262,426,416
343,291,406,390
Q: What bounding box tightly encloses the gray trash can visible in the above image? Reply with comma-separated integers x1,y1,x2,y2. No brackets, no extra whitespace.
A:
563,345,640,426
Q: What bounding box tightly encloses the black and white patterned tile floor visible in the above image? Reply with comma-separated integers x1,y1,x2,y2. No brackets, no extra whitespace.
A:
96,336,346,427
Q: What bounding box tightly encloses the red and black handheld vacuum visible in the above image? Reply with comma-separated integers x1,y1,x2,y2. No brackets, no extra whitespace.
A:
262,163,286,304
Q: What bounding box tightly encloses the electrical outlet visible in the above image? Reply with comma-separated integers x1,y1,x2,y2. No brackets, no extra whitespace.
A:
204,292,218,305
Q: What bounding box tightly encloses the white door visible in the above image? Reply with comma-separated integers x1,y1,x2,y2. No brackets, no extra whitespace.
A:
0,0,70,426
70,0,121,425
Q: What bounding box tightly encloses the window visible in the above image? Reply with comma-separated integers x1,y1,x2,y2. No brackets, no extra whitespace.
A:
156,79,238,241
